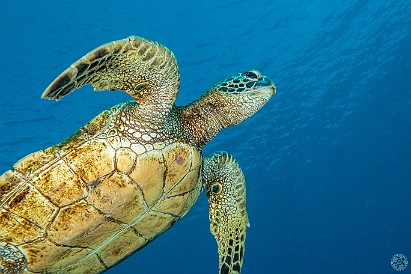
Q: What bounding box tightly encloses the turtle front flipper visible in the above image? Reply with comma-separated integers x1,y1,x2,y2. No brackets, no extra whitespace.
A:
42,36,180,104
203,152,249,274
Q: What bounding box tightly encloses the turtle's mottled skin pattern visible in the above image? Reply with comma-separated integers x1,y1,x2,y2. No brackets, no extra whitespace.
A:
0,36,275,273
204,153,249,274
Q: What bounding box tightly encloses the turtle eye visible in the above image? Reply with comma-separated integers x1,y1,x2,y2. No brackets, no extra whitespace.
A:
244,70,261,80
210,183,222,194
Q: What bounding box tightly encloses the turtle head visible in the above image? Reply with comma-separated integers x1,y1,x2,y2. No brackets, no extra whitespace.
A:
179,70,275,147
205,70,276,127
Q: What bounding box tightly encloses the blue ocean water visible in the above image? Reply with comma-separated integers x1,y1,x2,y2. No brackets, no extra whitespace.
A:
0,0,410,273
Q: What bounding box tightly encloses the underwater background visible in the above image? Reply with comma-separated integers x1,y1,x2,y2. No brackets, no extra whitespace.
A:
0,0,410,273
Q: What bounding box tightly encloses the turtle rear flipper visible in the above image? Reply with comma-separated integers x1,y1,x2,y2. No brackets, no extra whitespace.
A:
42,36,180,104
204,152,249,274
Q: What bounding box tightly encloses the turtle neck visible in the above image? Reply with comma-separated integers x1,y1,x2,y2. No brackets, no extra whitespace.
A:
167,98,225,149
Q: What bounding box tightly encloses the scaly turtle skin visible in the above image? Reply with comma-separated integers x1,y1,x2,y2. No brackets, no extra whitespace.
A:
204,152,249,273
0,36,275,273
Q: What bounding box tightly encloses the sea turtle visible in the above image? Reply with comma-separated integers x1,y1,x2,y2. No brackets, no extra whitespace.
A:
0,36,275,273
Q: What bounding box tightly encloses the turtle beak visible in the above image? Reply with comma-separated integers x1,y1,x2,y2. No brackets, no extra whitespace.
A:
262,76,276,95
267,82,276,96
253,76,276,99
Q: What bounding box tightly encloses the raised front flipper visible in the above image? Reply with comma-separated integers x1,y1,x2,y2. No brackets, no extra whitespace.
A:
203,152,249,274
42,36,180,104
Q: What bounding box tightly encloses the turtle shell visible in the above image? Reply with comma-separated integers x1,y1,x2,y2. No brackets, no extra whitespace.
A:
0,108,202,273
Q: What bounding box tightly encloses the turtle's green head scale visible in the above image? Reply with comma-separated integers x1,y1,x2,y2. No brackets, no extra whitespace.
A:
177,70,275,147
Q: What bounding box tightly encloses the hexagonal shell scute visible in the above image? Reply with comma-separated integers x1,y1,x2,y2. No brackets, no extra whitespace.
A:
3,184,56,228
86,172,146,223
0,209,43,244
48,200,124,249
97,228,147,267
64,139,115,184
35,160,86,207
20,239,93,273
